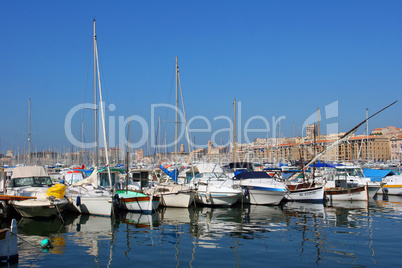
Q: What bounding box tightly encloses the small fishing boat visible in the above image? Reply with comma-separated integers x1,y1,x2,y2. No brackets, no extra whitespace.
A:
115,190,159,213
0,219,18,263
324,172,369,201
286,182,325,202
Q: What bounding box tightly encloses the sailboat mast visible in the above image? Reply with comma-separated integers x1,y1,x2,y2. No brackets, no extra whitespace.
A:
93,19,98,167
366,108,369,162
175,57,178,166
28,98,31,166
233,98,236,163
94,20,112,188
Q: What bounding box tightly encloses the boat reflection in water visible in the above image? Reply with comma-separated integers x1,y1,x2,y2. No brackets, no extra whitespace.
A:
375,195,402,215
116,210,160,230
16,216,70,266
11,198,402,267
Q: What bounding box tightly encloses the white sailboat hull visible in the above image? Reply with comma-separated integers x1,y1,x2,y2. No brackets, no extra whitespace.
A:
66,196,113,217
66,186,113,217
196,191,241,206
160,192,195,208
152,183,195,208
195,184,242,206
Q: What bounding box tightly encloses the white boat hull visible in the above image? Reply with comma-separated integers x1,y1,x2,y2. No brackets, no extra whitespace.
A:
152,183,195,208
380,185,402,195
379,175,402,195
196,191,241,206
238,178,287,205
12,198,69,218
66,195,113,217
325,186,369,201
117,193,159,213
241,187,286,205
66,186,113,217
160,191,195,208
121,200,159,213
286,186,325,202
0,219,18,263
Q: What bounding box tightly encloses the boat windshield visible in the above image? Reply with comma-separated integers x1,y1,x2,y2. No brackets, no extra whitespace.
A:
10,177,53,187
338,168,364,177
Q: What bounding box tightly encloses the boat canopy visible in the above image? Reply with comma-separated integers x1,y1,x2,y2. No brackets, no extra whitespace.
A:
72,167,99,187
363,169,396,180
11,166,48,178
196,163,223,173
233,171,273,180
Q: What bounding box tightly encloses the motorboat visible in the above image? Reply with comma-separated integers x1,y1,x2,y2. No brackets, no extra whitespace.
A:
190,172,242,206
6,166,69,218
233,171,288,205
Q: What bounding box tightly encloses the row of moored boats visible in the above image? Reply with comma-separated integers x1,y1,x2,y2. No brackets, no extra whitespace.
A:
1,162,401,219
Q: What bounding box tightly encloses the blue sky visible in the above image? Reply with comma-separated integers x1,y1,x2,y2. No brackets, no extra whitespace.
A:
0,1,401,154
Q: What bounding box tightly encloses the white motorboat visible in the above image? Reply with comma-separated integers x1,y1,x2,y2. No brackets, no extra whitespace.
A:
190,172,242,206
6,166,69,218
233,171,288,205
324,166,381,200
150,183,195,208
381,173,402,195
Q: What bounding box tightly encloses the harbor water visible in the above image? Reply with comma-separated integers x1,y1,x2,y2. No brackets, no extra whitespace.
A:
2,196,402,267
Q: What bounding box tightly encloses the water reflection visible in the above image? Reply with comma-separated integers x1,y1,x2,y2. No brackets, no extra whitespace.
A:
16,216,70,267
9,197,402,267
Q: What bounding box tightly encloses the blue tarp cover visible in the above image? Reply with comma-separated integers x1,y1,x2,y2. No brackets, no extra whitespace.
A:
233,171,273,180
363,169,395,180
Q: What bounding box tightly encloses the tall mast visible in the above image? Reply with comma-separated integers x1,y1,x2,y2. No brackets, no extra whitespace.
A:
175,57,178,166
93,19,98,167
95,26,112,188
28,98,31,165
366,108,369,162
233,98,236,163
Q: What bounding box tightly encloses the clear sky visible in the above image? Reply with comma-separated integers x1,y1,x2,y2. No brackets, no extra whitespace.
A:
0,1,401,154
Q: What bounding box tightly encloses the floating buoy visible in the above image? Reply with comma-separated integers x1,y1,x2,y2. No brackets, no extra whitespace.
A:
40,239,53,252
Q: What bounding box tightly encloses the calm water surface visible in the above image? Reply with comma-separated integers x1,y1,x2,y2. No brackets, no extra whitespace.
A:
3,195,402,267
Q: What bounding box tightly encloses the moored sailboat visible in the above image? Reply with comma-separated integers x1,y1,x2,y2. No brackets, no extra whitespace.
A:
64,19,113,217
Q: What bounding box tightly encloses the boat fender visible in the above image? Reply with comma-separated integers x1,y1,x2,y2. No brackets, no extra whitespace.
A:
114,194,120,203
244,187,249,197
76,196,81,206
